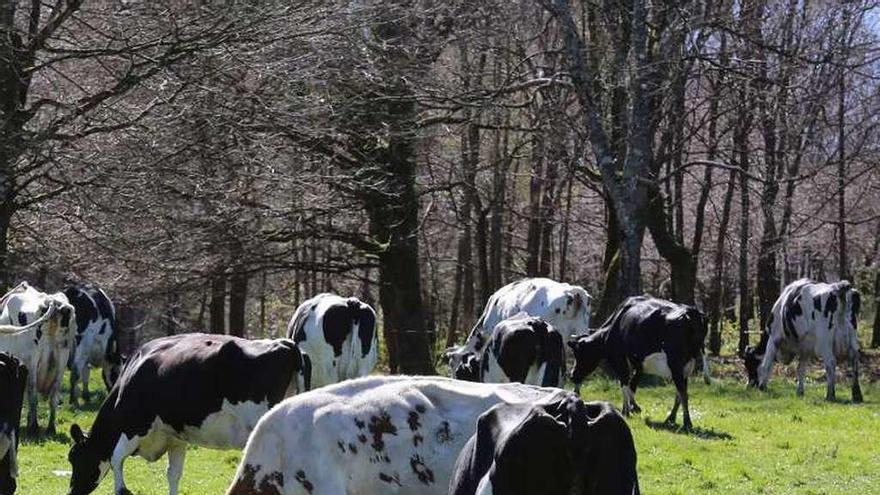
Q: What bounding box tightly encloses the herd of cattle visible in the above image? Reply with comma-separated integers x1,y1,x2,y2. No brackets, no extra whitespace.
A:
0,276,865,495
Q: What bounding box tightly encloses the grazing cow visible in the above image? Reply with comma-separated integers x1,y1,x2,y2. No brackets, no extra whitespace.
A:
0,353,27,495
0,282,75,435
64,283,122,407
67,333,311,495
445,278,592,376
452,315,565,388
287,293,378,389
744,279,862,402
226,376,633,495
568,297,709,431
449,396,639,495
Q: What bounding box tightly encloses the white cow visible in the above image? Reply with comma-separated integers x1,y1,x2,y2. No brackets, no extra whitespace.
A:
226,376,572,495
286,293,378,388
0,282,76,435
445,278,592,375
744,279,862,402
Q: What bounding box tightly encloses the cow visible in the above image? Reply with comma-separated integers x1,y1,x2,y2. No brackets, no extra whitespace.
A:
445,278,592,377
286,293,378,389
449,396,639,495
225,376,635,495
744,279,862,402
0,282,75,435
568,296,709,431
64,283,123,407
66,333,311,495
0,353,27,495
451,315,565,388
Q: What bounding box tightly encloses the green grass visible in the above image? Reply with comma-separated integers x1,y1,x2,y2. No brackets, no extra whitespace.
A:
14,367,880,494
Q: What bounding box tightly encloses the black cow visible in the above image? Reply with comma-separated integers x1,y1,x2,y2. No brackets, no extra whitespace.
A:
67,333,311,495
0,353,26,495
568,296,708,431
452,315,565,388
64,283,122,407
449,391,640,495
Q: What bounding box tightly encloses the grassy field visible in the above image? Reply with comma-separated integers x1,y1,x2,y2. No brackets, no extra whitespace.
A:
14,359,880,495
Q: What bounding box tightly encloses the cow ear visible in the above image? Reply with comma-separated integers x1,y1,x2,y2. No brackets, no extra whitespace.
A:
71,424,85,444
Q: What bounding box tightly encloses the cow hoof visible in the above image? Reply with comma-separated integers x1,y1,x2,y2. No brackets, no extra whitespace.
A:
117,488,133,495
795,389,804,398
631,403,642,414
825,394,836,402
682,422,693,433
46,424,56,436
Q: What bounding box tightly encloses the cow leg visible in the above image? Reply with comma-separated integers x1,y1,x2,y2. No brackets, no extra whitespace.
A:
81,365,92,403
620,384,635,416
702,352,711,385
795,359,807,397
25,371,39,437
823,355,837,402
47,365,63,435
166,442,187,495
69,364,81,408
667,368,691,431
757,337,780,390
628,367,643,414
850,355,863,403
111,435,140,495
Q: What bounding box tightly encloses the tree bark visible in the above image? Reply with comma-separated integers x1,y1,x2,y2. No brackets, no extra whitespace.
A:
228,270,248,337
209,272,227,335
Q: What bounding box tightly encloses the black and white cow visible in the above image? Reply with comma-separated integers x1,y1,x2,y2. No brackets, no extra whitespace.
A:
445,278,592,376
67,333,311,495
744,279,862,402
568,297,709,431
0,353,27,495
64,283,122,407
451,315,565,388
449,395,639,495
0,282,75,435
226,376,633,495
287,293,378,389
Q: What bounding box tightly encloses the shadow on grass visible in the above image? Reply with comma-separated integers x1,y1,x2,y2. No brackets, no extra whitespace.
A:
644,418,734,440
21,428,71,445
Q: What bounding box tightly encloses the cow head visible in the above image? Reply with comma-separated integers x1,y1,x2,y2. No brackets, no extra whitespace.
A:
743,331,769,389
452,352,481,382
551,287,593,339
67,424,110,495
442,332,485,378
568,332,606,391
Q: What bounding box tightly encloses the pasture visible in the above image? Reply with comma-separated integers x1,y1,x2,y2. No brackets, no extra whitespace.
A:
13,353,879,495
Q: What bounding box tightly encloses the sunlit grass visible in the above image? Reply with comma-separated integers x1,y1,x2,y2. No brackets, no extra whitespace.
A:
13,358,880,494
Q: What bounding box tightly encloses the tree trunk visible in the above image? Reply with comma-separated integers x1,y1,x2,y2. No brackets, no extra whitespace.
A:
559,173,574,280
228,270,248,337
209,272,227,335
736,128,751,356
709,170,737,355
596,202,622,322
526,130,544,277
837,37,848,281
867,263,880,348
647,186,696,304
0,210,11,290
